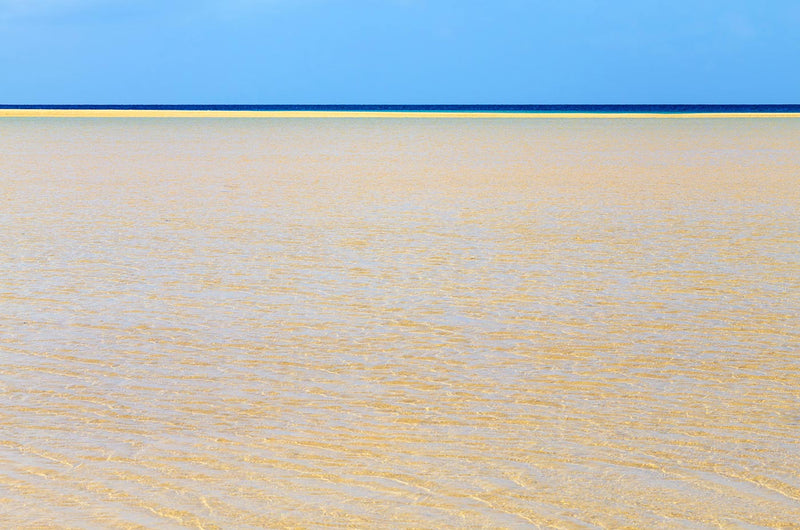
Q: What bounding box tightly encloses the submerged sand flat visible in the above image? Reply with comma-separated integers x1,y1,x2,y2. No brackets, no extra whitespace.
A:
1,117,799,527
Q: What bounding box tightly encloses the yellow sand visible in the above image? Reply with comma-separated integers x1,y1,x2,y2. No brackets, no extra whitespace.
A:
2,116,800,528
1,109,799,118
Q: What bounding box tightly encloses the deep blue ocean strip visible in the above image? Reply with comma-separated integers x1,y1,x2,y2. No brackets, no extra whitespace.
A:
2,104,800,113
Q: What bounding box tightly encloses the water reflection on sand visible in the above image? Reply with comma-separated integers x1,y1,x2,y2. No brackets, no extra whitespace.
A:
1,116,799,527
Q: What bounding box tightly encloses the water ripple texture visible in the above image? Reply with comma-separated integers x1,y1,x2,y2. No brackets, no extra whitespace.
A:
1,117,799,528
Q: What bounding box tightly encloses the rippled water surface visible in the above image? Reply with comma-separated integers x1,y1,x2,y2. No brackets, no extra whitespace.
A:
1,117,800,528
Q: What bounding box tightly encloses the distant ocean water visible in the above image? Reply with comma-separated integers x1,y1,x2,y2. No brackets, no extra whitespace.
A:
2,104,800,112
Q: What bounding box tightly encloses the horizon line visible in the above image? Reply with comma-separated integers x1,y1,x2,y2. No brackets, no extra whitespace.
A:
2,104,800,109
3,108,800,119
3,104,800,119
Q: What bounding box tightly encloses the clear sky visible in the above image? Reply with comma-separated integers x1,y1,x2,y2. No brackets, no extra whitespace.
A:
1,0,798,104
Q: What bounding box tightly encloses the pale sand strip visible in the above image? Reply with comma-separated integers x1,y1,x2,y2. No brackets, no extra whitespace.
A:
1,109,799,119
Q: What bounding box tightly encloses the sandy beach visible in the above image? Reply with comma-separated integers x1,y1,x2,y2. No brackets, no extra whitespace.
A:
2,116,799,527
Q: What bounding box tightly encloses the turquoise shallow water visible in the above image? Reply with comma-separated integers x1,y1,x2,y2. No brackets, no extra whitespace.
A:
1,117,799,528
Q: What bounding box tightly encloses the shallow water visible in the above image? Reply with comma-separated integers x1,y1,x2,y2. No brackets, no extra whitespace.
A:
1,117,799,528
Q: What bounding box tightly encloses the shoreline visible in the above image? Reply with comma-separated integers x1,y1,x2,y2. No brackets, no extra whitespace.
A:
1,109,800,118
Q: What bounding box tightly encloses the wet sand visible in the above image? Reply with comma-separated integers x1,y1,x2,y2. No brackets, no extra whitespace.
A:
1,116,799,527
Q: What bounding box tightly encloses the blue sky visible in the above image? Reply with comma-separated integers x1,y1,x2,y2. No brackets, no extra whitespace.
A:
1,0,798,104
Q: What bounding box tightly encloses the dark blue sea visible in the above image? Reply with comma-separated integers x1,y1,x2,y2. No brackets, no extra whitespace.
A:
1,104,799,113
